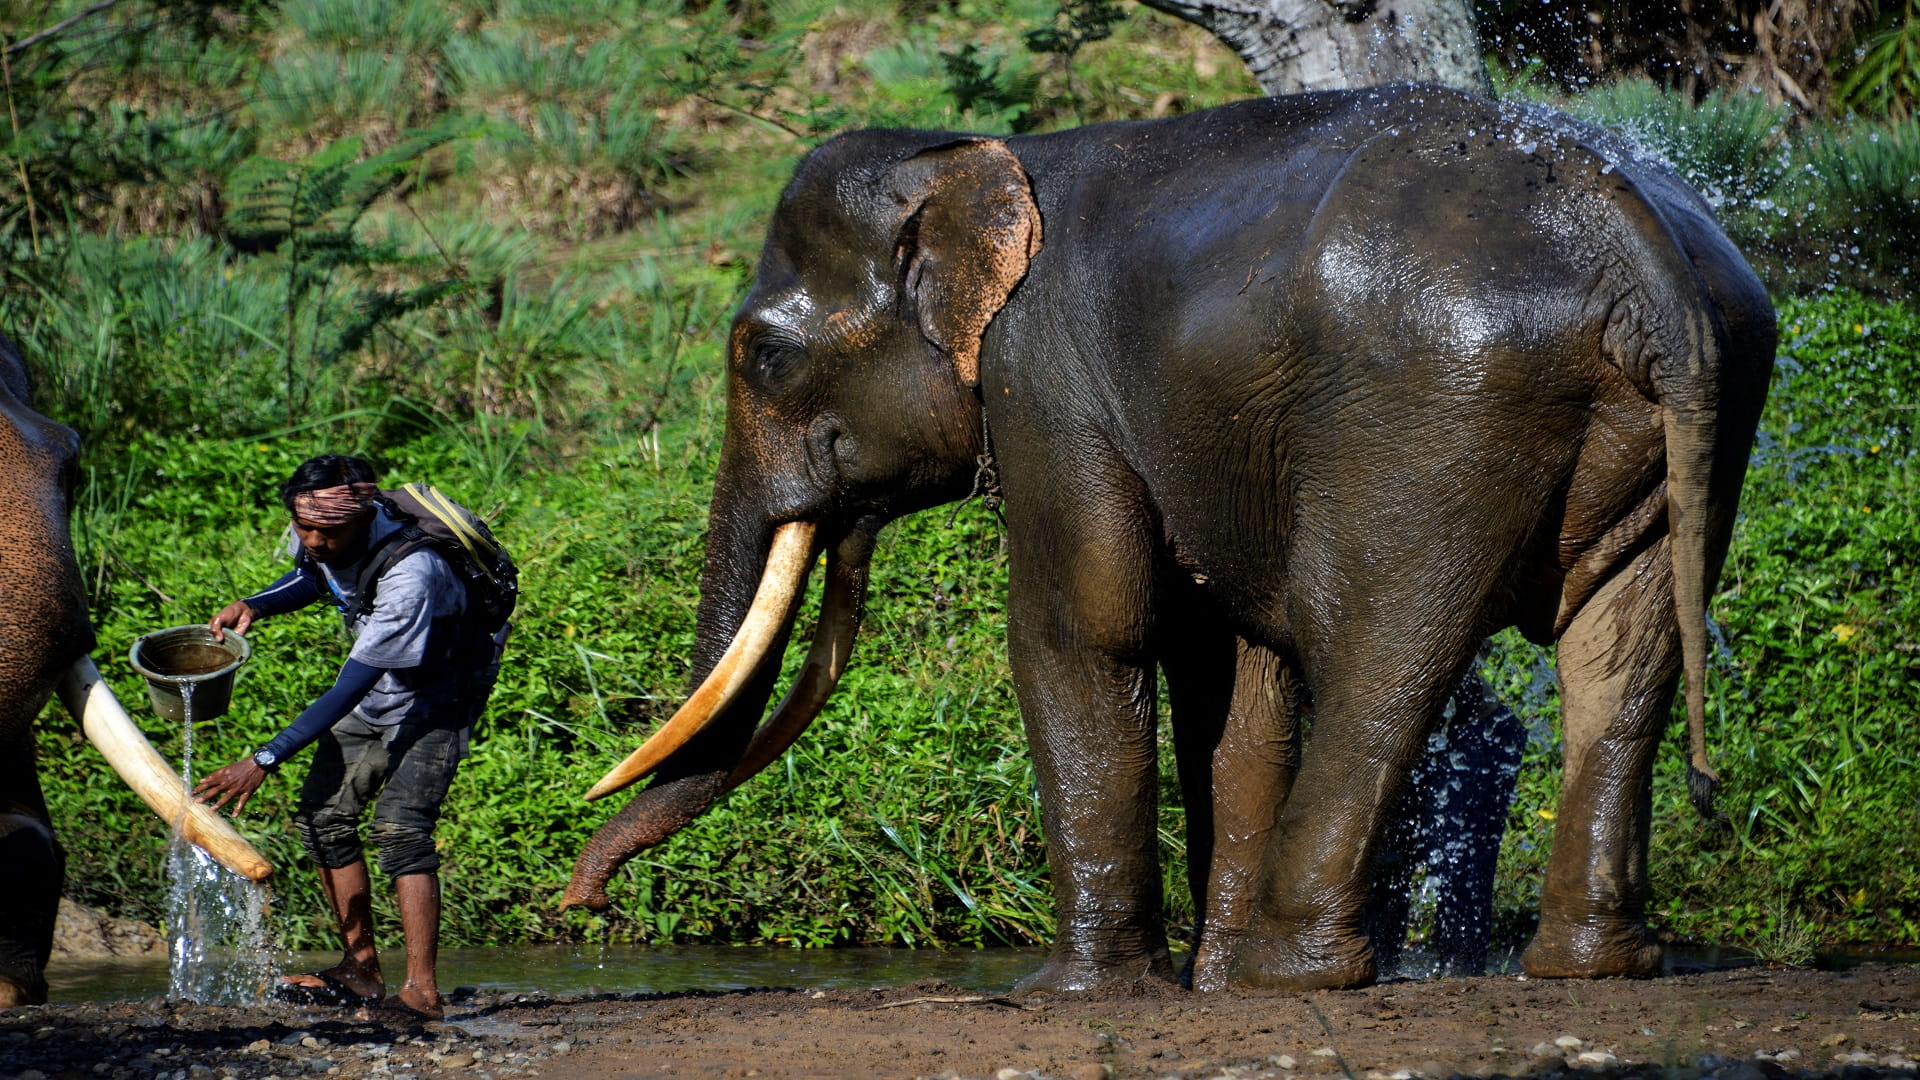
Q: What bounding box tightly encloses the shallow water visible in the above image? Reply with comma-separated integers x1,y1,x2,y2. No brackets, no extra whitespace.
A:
47,944,1051,1004
49,941,1916,1005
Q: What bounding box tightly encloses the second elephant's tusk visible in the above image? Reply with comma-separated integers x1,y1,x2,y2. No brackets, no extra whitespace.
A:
584,521,818,801
57,656,274,882
724,545,867,792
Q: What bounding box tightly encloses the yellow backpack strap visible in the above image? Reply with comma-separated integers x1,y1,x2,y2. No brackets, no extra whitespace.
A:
403,482,501,584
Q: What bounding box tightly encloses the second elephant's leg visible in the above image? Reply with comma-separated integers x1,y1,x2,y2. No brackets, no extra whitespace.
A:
1521,540,1679,978
1425,673,1525,975
1365,663,1526,978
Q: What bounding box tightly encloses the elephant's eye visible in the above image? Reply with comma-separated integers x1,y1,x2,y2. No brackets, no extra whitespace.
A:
749,338,807,390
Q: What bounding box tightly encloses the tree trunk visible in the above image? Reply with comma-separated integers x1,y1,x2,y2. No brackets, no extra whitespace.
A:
1135,0,1491,97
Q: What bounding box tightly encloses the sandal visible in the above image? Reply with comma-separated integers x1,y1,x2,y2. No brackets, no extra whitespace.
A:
271,971,381,1008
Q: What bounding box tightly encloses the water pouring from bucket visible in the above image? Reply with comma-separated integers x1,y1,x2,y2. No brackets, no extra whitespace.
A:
125,624,278,1002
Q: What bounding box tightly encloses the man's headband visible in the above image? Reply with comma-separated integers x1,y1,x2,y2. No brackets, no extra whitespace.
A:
290,482,378,527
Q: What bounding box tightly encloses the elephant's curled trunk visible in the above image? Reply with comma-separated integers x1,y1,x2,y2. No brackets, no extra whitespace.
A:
562,524,872,910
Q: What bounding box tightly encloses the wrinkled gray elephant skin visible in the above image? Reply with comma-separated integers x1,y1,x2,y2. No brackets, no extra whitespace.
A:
568,84,1776,993
0,332,92,1005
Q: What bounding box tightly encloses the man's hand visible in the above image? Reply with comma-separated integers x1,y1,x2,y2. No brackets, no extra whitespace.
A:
194,758,268,816
209,600,257,641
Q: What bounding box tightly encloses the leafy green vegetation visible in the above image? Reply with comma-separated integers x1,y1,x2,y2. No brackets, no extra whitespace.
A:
7,0,1916,962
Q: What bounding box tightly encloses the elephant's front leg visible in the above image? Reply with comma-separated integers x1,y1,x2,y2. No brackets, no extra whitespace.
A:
1005,484,1174,993
0,727,62,1007
1165,633,1299,991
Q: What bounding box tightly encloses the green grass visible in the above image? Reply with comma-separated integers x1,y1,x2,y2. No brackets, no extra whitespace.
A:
249,48,423,135
8,0,1918,959
278,0,455,53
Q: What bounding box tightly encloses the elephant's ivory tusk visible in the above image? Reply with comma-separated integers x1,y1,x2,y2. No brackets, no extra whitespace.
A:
57,656,274,882
724,544,866,792
584,521,818,801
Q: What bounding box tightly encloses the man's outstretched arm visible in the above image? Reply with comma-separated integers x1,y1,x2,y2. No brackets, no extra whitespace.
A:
192,658,385,814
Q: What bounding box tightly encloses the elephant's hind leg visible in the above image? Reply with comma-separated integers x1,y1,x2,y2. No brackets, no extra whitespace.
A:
1520,539,1680,979
1228,633,1481,991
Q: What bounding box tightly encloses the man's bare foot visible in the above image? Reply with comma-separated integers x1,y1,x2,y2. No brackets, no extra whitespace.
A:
396,984,444,1020
354,989,443,1024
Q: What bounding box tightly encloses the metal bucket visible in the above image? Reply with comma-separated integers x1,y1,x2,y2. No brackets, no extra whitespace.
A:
128,625,251,723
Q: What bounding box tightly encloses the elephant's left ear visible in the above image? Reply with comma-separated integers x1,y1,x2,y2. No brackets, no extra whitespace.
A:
888,139,1043,388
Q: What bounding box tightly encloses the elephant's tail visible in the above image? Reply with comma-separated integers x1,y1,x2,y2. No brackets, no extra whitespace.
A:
1595,150,1774,823
1660,352,1726,821
1631,208,1770,823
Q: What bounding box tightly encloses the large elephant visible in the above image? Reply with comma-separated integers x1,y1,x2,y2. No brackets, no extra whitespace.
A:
0,334,271,1005
565,84,1775,992
0,331,91,1005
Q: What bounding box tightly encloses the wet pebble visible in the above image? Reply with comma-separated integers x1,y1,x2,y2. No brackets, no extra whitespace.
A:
1574,1050,1618,1067
1268,1054,1297,1069
1069,1064,1113,1080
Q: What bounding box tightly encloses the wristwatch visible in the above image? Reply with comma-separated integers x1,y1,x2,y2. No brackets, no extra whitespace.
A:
251,747,280,771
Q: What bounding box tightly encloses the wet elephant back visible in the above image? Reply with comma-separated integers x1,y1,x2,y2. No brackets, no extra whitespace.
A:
992,88,1622,639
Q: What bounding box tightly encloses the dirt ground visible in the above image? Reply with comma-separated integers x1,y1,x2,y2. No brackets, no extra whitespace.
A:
3,964,1916,1080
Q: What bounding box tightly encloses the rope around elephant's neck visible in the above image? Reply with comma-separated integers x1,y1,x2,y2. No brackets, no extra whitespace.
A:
947,409,1005,529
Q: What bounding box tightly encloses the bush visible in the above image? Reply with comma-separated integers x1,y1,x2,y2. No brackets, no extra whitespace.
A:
1800,115,1920,293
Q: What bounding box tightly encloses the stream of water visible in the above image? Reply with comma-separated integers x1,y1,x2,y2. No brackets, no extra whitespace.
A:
163,680,277,1005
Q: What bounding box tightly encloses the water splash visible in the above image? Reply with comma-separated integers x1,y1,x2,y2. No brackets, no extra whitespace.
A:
164,681,276,1004
1371,649,1545,980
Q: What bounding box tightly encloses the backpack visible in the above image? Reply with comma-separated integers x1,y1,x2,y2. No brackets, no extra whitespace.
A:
304,483,519,658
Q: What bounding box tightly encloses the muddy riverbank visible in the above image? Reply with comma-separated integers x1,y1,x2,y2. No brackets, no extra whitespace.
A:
4,963,1915,1079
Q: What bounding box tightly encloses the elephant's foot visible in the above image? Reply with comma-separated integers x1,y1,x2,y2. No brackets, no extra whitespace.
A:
1519,914,1663,979
1227,924,1377,991
1015,945,1178,994
0,812,59,1007
1187,929,1244,992
0,972,45,1007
